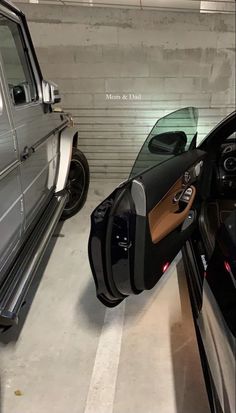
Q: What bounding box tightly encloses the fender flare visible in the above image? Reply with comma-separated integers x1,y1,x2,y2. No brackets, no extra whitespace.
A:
55,126,79,192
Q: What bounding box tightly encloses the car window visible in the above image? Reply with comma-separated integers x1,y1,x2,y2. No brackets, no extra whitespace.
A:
130,107,198,178
0,15,37,106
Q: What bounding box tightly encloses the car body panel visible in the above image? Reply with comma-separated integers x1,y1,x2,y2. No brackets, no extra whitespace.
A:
0,167,23,280
0,65,23,281
197,209,236,413
198,280,235,413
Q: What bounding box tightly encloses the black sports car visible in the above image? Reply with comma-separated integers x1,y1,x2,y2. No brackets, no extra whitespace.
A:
88,108,236,413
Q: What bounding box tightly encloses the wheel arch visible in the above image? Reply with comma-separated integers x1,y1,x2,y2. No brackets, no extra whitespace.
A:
55,126,79,192
72,132,79,149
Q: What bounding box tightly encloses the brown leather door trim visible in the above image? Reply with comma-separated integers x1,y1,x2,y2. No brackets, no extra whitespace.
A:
149,184,196,244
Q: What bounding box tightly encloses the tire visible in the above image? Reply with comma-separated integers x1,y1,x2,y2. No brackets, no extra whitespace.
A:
61,148,90,220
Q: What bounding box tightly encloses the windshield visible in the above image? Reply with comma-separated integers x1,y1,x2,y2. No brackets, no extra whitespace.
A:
130,107,198,178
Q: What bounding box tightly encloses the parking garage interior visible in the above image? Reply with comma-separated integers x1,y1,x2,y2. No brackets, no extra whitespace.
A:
0,1,235,412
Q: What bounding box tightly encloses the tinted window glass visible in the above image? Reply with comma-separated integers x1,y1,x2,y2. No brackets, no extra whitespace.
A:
0,15,37,105
130,107,198,178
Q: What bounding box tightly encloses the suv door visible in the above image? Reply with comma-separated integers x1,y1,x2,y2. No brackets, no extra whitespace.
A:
89,107,206,307
0,62,23,281
0,12,59,230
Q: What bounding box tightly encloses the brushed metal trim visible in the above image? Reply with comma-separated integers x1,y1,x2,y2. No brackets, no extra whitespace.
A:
131,179,146,216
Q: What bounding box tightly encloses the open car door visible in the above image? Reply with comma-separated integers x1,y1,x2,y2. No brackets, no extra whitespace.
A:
88,107,206,307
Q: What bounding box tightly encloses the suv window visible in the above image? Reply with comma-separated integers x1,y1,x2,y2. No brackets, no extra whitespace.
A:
0,15,37,105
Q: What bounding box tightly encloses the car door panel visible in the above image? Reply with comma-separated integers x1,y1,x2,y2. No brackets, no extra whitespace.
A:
0,76,23,281
0,13,62,231
89,149,206,307
198,280,235,413
149,182,196,244
9,98,62,231
0,113,17,171
197,211,236,413
0,168,23,276
20,133,59,229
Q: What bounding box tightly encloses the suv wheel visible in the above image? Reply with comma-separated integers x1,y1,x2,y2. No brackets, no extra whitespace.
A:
61,148,89,220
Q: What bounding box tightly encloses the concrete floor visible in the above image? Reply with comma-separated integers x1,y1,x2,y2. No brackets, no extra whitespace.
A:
0,182,210,413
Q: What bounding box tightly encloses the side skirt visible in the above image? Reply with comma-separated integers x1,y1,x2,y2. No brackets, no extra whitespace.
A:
0,191,68,326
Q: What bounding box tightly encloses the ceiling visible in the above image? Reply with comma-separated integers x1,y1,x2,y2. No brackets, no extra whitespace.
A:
18,0,235,13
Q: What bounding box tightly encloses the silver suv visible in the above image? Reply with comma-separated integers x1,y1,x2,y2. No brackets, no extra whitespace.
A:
0,0,89,327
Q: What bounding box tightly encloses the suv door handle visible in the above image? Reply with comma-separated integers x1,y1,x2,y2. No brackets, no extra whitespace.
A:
21,146,35,161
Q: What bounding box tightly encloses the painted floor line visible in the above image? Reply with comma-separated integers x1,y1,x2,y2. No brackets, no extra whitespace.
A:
83,301,125,413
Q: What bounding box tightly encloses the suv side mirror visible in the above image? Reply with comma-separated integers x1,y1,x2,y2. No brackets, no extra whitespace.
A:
42,80,61,104
148,131,187,155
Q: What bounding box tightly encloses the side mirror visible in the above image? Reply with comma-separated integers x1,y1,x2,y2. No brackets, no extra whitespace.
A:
148,131,187,155
42,80,61,105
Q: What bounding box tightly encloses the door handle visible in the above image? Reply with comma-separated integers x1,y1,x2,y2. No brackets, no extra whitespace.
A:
173,188,185,203
21,146,35,161
118,241,132,250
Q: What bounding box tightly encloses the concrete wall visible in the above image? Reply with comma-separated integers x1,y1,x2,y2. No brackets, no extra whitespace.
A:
19,3,235,181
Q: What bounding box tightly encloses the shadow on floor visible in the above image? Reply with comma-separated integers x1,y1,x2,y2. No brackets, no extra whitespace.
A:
79,265,173,333
0,223,64,345
79,256,181,333
170,260,210,413
78,278,106,331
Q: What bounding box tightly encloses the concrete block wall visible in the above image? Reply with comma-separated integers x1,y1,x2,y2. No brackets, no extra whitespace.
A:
19,3,235,181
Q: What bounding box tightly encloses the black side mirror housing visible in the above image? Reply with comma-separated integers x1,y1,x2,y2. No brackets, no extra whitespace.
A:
148,131,187,155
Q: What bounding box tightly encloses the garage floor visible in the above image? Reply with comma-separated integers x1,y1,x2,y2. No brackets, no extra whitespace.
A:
0,182,210,413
